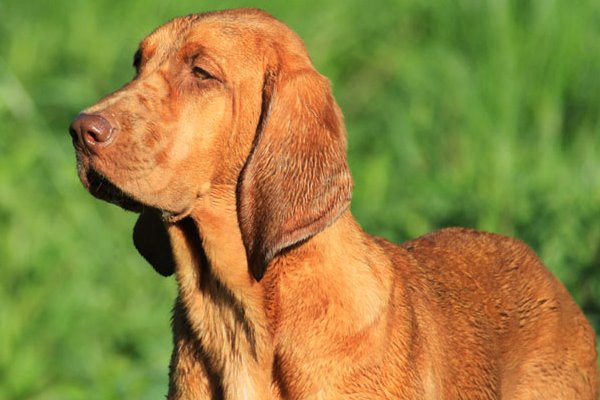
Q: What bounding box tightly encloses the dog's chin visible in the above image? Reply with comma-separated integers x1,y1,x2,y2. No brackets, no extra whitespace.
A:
82,168,146,213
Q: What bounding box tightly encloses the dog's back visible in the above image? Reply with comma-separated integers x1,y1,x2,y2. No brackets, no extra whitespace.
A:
376,227,599,398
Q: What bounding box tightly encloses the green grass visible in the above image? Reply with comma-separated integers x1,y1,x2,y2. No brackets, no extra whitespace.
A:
1,0,599,397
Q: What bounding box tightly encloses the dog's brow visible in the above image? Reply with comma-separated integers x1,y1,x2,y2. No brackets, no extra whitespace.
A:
177,42,226,78
178,41,210,62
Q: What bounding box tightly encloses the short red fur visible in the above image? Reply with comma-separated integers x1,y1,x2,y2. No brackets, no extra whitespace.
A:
70,8,598,399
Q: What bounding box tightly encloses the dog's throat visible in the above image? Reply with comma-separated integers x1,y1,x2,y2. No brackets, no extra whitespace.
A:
174,244,271,397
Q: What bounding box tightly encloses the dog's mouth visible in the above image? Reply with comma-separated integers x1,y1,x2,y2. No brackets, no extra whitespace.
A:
82,168,194,223
84,168,145,213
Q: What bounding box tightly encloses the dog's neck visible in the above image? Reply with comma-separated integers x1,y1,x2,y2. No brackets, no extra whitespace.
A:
165,184,390,397
165,184,272,398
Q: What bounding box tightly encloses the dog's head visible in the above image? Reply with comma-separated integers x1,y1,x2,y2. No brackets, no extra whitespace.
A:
69,9,353,280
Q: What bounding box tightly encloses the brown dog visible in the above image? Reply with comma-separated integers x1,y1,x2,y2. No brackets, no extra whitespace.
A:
69,8,598,399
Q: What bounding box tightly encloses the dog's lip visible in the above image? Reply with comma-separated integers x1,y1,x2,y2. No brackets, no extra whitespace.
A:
82,167,195,220
84,168,145,213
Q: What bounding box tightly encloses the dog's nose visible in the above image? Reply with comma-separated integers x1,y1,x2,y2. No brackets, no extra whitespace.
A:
69,113,114,150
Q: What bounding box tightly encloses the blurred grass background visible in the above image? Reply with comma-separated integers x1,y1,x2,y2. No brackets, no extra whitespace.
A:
1,0,599,398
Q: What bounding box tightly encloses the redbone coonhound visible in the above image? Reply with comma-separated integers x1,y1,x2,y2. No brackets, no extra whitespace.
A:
69,8,598,399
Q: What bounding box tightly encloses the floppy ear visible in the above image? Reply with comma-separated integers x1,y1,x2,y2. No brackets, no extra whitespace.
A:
237,68,353,281
133,211,175,277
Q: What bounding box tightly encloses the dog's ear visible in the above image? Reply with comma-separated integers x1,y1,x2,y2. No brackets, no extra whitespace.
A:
133,211,175,277
237,67,353,281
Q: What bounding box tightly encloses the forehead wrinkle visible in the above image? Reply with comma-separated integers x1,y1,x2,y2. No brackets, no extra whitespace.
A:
184,24,265,66
187,14,310,69
177,41,209,61
141,15,200,65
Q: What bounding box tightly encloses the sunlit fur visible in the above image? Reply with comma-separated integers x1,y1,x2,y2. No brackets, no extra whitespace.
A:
73,8,598,399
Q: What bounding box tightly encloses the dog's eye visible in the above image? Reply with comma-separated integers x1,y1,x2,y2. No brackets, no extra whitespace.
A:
133,49,142,71
192,66,213,80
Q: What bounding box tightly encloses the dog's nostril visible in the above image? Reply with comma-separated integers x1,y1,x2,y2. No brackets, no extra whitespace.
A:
83,122,112,143
69,113,114,149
